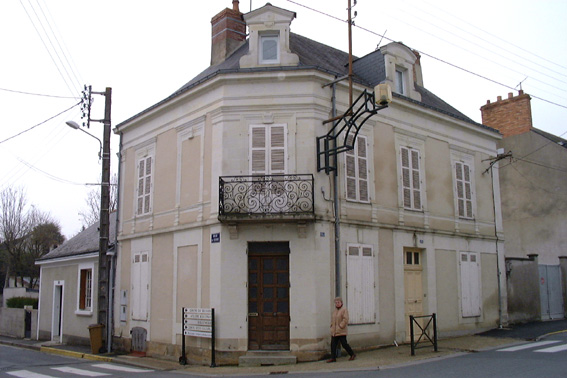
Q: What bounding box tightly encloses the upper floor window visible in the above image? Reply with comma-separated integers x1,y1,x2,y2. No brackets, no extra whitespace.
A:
260,35,279,64
136,152,154,215
455,161,474,218
345,134,369,203
395,68,405,95
451,150,476,220
250,124,287,174
400,146,422,211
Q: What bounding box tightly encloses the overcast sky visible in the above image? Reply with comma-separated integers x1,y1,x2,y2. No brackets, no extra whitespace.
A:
1,0,565,239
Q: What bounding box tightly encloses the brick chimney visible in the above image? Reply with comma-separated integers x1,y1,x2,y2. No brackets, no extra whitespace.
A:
211,0,246,66
480,90,533,137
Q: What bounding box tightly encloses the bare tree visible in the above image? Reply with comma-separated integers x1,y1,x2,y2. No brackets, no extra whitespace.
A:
78,173,118,229
0,187,31,288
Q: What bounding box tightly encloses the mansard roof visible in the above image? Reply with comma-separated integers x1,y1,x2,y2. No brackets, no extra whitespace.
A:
117,31,491,132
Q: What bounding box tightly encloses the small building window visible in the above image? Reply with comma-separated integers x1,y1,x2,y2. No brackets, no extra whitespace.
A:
78,267,93,311
260,35,279,64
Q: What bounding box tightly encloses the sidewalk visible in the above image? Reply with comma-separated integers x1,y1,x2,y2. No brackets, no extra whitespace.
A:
2,320,566,375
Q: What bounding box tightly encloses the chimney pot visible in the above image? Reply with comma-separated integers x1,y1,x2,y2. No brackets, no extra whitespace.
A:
497,96,502,101
233,0,239,11
508,92,513,99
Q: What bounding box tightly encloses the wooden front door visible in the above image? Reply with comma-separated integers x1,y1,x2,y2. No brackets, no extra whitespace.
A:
404,248,424,341
248,253,290,350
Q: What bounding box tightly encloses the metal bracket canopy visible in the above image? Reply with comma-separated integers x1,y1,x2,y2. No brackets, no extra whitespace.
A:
317,89,388,174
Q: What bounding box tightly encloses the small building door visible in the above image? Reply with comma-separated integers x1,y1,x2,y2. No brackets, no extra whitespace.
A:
248,242,290,350
539,265,564,320
404,248,423,340
52,281,64,342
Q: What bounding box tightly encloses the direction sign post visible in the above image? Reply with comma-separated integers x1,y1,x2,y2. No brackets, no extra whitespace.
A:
180,307,215,367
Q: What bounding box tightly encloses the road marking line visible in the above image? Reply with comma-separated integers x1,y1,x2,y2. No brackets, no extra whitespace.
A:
534,343,567,353
497,340,560,352
7,371,55,378
91,363,154,373
51,366,110,376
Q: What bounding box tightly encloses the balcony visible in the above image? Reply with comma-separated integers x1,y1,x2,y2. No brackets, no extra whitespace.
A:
219,174,315,223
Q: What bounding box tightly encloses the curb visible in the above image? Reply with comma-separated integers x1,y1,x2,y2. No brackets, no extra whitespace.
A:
40,347,114,362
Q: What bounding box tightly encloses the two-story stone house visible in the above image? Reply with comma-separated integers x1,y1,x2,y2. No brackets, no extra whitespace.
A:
113,2,506,365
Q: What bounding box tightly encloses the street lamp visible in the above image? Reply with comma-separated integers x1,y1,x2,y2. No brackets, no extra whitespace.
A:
66,121,103,159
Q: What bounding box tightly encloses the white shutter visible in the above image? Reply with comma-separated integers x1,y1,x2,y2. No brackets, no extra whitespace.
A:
137,156,153,215
460,252,480,317
270,125,286,173
345,135,369,202
250,125,287,175
347,245,375,324
401,147,421,210
132,252,150,321
455,162,473,218
250,126,266,174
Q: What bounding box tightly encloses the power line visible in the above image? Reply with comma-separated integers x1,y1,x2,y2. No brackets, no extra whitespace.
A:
0,86,78,99
284,0,567,111
0,102,80,145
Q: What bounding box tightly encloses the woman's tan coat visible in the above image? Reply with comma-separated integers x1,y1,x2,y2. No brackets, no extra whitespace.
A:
330,306,349,336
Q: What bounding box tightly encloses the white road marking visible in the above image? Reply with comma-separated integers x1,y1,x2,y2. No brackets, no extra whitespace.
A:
92,362,154,373
7,371,55,378
534,343,567,353
497,340,560,352
52,366,110,376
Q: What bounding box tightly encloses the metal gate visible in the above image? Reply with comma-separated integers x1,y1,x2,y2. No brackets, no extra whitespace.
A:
539,265,564,320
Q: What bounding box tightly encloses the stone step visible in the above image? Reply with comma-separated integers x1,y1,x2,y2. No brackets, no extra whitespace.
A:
239,351,297,367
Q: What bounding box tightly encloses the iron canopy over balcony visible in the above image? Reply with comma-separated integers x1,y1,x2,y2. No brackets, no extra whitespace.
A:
219,174,315,223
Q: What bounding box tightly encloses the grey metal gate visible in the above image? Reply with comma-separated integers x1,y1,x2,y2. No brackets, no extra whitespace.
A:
539,265,564,320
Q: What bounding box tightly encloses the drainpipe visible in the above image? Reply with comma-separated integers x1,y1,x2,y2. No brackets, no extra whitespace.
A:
332,82,341,297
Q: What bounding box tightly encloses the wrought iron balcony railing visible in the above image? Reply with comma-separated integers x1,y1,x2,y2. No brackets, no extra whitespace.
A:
219,174,314,222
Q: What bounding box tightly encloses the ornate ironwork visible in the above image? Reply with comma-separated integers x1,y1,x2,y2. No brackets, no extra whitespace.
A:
219,174,314,219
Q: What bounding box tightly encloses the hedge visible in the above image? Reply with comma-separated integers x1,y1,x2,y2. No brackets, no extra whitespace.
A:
6,297,39,309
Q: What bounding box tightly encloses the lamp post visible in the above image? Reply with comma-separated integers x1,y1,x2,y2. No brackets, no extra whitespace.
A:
66,121,102,159
68,86,112,352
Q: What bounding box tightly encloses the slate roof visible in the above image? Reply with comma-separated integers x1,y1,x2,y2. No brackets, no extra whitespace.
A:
532,128,567,149
117,29,493,132
37,212,117,262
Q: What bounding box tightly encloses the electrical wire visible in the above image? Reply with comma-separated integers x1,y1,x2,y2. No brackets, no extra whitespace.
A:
284,0,567,111
0,86,78,99
0,102,80,145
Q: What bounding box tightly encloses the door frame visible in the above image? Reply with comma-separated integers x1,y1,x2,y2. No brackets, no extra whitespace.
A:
247,241,290,351
404,248,424,341
51,280,64,343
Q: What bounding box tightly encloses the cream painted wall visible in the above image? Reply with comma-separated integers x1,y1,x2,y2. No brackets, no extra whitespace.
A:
37,257,98,341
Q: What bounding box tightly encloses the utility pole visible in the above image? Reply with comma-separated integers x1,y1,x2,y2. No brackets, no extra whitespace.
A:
82,85,112,351
98,87,112,348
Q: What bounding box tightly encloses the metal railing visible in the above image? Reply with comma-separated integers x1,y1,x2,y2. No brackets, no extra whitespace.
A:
410,313,438,356
219,174,314,219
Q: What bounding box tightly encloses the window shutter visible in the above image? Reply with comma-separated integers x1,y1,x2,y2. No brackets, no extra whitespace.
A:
401,147,421,210
347,244,375,324
455,162,473,218
460,252,481,317
270,125,286,173
250,126,266,174
250,125,287,175
357,136,369,202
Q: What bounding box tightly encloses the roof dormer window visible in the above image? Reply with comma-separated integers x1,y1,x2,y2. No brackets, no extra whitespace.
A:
395,68,406,95
260,34,279,64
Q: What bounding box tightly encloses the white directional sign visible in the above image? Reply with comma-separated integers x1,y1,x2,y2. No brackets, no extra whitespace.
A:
183,308,213,338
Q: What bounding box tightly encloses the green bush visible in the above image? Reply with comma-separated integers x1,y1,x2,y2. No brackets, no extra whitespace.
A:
6,297,38,309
